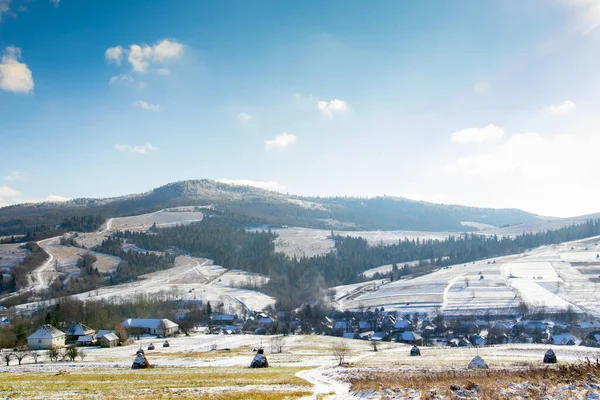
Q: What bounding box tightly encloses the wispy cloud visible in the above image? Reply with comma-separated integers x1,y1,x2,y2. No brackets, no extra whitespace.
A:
106,39,184,73
109,74,145,89
3,171,22,181
132,100,160,112
264,132,297,150
50,0,60,8
237,112,252,122
317,98,349,119
105,46,123,65
545,100,576,116
474,80,490,94
0,46,34,94
451,124,505,144
114,143,159,154
217,179,286,192
562,0,600,36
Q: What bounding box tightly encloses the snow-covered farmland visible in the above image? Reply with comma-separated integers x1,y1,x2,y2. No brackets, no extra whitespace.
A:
336,236,600,317
104,208,204,232
15,255,275,317
0,242,28,269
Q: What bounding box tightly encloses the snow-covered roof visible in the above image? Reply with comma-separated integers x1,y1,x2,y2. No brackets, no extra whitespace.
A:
66,322,95,336
258,317,274,325
579,321,600,329
97,330,115,339
77,335,93,342
552,334,577,345
394,319,412,329
211,314,235,321
333,320,351,330
100,333,119,341
122,318,178,330
401,331,422,341
27,325,65,340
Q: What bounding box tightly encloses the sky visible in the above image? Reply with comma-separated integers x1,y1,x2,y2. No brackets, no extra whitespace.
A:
1,0,600,218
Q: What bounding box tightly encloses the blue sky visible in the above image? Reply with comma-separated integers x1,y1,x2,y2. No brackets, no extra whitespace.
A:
1,0,600,217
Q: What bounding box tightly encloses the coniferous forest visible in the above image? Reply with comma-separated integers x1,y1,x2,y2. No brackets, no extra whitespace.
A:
114,214,600,310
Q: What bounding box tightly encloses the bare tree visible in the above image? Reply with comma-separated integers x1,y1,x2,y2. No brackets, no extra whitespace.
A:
370,340,378,352
66,346,78,362
269,336,286,354
13,351,29,365
330,341,350,366
59,348,68,362
78,349,87,361
2,352,13,366
30,351,40,364
47,346,60,362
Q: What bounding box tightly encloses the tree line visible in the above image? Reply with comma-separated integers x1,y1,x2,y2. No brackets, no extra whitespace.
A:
116,217,600,310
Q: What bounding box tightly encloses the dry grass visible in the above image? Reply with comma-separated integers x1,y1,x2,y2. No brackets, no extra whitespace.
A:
0,366,311,399
349,358,600,399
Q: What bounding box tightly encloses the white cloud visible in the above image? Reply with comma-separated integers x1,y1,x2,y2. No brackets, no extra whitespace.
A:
105,39,184,73
237,112,252,122
0,185,20,198
545,100,577,115
3,171,22,181
317,98,349,119
0,46,34,94
109,74,146,89
216,179,286,192
132,100,160,112
46,194,69,202
563,0,600,35
50,0,60,8
445,131,599,179
114,143,159,154
451,124,505,144
0,0,10,22
105,46,123,65
264,132,297,150
474,80,490,94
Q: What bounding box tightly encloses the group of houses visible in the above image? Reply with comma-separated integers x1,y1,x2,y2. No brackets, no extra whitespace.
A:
325,309,600,348
26,318,179,350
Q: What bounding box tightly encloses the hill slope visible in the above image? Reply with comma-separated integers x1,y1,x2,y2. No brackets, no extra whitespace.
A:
0,179,540,235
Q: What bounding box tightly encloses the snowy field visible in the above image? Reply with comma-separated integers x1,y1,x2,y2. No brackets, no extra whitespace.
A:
15,255,275,317
0,242,28,269
271,227,453,258
104,208,205,232
336,236,600,317
0,334,599,399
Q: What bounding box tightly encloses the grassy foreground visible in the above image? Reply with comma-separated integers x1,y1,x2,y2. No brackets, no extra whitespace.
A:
0,366,312,399
349,360,600,399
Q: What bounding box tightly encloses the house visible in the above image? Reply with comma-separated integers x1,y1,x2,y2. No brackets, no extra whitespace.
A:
470,335,487,347
27,325,66,350
210,313,236,326
65,322,96,343
220,325,242,334
396,331,423,345
122,318,179,337
99,333,119,348
552,333,578,346
392,319,413,333
358,320,375,333
96,330,116,340
332,320,352,333
76,335,94,346
370,331,389,342
258,316,275,327
458,338,473,347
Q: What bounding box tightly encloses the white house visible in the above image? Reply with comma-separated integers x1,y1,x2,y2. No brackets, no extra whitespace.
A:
122,318,179,337
27,325,66,350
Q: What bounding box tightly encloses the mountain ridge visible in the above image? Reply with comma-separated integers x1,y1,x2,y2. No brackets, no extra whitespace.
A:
0,179,543,235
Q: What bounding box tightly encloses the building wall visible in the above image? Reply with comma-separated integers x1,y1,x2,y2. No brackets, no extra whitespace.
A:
27,336,65,350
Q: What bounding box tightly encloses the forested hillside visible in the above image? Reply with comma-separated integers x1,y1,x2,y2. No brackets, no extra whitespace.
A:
116,213,600,310
0,179,540,235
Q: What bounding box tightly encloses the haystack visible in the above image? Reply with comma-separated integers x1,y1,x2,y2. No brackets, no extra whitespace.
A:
544,349,557,364
468,355,488,369
131,352,150,369
148,343,155,350
250,348,269,368
163,340,170,348
410,346,421,356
